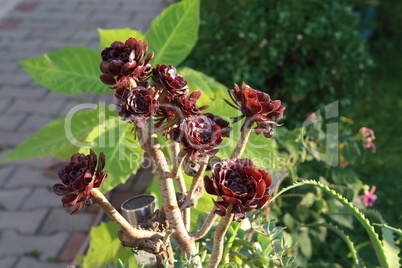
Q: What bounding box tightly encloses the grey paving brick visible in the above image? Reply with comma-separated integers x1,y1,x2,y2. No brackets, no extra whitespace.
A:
0,165,16,186
0,208,48,234
3,166,53,188
5,98,66,116
14,257,70,268
0,113,25,131
0,84,48,100
21,187,62,210
0,129,31,147
0,98,11,113
0,230,69,260
17,113,53,132
0,154,56,170
0,187,30,210
0,256,18,268
38,208,96,235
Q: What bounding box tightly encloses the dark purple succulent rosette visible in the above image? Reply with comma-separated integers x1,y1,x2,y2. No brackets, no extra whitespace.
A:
99,37,154,87
172,113,231,159
115,85,159,128
204,158,272,222
152,64,188,96
226,82,285,138
52,149,107,215
154,90,209,131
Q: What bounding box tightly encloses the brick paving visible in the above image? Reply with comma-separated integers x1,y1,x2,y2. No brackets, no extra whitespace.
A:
0,0,165,267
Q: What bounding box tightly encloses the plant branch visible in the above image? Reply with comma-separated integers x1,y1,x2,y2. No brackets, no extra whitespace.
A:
230,119,254,159
190,210,218,240
180,159,209,210
91,188,164,239
206,207,233,268
137,129,200,265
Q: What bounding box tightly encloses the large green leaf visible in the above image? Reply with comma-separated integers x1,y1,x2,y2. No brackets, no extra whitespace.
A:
98,28,145,49
19,46,109,95
145,0,199,66
77,222,136,268
3,107,105,161
93,119,144,193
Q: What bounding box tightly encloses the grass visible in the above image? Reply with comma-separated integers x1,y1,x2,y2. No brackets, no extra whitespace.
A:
353,0,402,227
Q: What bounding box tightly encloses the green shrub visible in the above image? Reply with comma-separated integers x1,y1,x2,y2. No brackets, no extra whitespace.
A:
184,0,374,126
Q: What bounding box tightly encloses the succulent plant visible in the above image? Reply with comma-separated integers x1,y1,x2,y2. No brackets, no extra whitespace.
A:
172,113,231,159
115,85,159,128
52,149,107,215
204,158,272,221
100,37,154,88
227,82,285,138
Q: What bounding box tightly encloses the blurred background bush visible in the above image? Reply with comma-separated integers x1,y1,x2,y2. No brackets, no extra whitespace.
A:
181,0,402,266
183,0,374,126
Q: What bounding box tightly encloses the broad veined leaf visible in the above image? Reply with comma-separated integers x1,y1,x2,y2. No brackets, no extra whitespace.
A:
77,222,136,268
146,0,199,66
19,46,109,94
98,28,145,49
179,67,227,103
91,119,144,193
3,106,108,161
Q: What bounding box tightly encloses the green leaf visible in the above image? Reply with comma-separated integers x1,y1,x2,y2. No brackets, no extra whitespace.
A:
269,180,390,268
98,28,145,49
3,107,105,161
91,118,144,193
179,67,227,103
381,222,401,268
78,222,136,268
145,0,199,66
19,46,109,95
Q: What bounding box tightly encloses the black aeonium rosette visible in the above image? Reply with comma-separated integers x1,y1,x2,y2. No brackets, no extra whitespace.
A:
204,158,272,221
52,149,107,215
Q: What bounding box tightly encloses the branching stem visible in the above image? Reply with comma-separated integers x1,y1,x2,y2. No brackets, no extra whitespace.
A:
91,188,164,239
190,210,218,240
230,120,254,159
206,207,233,268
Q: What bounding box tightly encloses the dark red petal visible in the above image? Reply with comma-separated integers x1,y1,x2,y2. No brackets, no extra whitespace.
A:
255,180,266,199
61,193,78,207
100,75,117,85
245,166,262,181
52,184,70,196
246,99,262,114
260,170,272,187
204,176,218,196
222,195,242,204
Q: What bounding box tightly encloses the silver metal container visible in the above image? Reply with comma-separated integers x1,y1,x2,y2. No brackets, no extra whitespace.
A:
121,195,158,267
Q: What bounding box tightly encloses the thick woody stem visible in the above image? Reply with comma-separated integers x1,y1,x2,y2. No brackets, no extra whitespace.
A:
206,207,233,268
138,130,199,264
170,142,190,230
170,147,187,180
230,119,254,159
190,210,218,240
91,188,164,239
180,159,208,210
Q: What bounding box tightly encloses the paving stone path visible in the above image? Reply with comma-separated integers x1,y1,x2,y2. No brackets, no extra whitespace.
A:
0,1,164,267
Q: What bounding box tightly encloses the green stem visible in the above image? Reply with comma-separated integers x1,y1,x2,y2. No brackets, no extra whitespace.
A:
269,180,389,268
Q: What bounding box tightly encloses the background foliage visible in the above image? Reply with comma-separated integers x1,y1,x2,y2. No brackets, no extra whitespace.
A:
3,0,402,267
183,0,374,126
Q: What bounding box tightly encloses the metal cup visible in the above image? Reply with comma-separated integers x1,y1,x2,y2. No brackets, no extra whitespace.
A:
121,195,157,267
121,195,157,225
